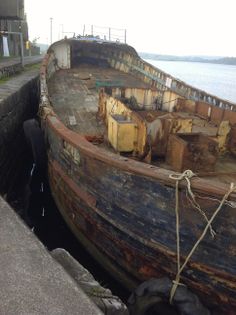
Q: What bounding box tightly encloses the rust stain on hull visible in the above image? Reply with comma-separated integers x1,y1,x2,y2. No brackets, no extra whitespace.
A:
48,158,236,314
47,115,236,200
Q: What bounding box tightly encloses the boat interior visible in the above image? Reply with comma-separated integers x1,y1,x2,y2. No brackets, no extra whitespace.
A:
48,63,236,185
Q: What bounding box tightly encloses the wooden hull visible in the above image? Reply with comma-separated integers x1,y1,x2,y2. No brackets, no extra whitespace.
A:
44,116,236,314
40,39,236,314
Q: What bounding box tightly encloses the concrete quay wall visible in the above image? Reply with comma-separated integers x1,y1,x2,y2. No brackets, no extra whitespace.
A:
0,69,39,196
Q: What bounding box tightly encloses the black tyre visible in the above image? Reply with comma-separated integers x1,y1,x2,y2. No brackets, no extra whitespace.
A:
128,277,210,315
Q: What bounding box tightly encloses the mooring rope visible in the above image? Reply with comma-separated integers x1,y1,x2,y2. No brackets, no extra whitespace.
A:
169,170,215,238
169,170,236,304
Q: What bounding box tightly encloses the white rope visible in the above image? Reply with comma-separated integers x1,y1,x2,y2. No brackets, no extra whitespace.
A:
169,170,236,304
170,170,215,238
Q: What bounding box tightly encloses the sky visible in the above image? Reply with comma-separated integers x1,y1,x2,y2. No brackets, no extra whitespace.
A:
24,0,236,57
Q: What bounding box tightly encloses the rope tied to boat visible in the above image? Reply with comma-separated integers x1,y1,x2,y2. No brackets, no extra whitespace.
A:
169,170,216,238
169,170,236,304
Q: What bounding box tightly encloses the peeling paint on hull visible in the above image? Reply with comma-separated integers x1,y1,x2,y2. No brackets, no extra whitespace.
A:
48,155,236,314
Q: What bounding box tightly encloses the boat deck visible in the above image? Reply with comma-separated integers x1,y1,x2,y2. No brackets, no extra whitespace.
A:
48,65,150,136
48,65,236,185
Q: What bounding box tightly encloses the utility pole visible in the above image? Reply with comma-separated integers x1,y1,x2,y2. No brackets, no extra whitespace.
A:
50,17,53,44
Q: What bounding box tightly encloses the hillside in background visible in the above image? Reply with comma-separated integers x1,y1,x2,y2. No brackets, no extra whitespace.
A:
139,52,236,65
36,43,49,53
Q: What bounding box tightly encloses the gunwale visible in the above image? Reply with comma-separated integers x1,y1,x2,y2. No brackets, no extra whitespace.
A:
46,113,236,200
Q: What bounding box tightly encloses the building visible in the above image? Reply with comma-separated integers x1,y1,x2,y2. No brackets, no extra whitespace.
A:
0,0,25,20
0,0,29,57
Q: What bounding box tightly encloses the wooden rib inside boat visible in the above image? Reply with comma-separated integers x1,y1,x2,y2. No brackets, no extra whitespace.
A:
40,38,236,314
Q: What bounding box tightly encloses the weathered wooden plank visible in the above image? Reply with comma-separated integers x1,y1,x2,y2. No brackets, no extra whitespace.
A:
48,157,236,314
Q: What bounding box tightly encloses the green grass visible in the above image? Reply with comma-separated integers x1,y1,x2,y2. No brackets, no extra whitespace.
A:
0,76,11,84
0,56,15,61
24,63,41,71
0,63,41,85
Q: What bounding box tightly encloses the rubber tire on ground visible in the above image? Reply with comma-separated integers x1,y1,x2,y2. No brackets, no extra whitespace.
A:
128,277,210,315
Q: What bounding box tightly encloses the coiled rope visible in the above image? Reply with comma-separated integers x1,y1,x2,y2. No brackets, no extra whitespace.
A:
169,170,236,303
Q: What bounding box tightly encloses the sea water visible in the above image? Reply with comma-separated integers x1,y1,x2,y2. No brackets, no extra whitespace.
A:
145,59,236,103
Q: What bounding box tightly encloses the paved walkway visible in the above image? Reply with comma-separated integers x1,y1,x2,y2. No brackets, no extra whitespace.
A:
0,55,43,69
0,197,102,315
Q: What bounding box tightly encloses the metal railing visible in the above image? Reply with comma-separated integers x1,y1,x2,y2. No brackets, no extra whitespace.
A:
81,25,127,44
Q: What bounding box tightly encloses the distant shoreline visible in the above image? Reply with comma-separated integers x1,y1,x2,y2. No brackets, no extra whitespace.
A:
139,53,236,66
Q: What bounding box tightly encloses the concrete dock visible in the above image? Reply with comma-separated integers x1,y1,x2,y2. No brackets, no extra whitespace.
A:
0,197,103,314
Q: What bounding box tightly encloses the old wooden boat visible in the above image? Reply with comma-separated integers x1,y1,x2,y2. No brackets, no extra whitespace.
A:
38,36,236,314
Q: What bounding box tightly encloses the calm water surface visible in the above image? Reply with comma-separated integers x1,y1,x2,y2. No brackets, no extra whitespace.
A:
146,59,236,103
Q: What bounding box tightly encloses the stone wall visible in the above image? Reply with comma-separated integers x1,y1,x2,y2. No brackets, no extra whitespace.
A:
0,62,23,79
